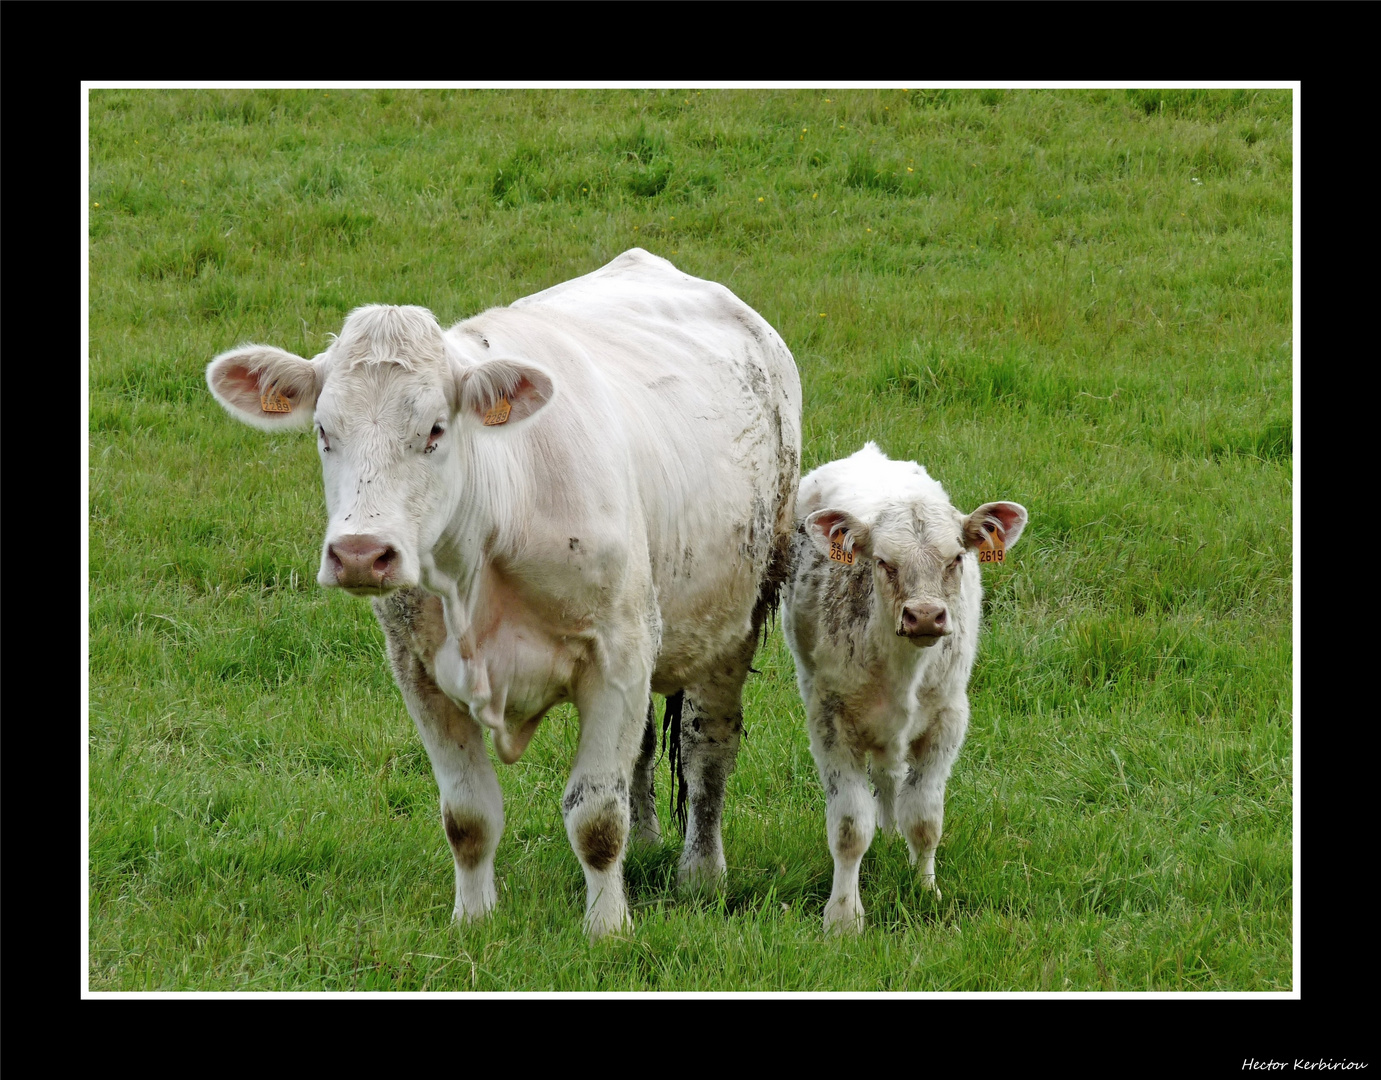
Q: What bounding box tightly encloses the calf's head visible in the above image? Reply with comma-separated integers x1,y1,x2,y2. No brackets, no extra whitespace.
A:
804,496,1027,646
206,305,553,596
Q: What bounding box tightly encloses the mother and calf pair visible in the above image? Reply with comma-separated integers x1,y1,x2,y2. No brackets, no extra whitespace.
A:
207,249,1027,937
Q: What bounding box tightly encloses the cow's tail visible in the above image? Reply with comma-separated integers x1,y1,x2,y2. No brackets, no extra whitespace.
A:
660,690,688,834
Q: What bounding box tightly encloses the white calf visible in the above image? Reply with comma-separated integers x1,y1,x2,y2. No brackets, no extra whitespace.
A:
782,443,1027,933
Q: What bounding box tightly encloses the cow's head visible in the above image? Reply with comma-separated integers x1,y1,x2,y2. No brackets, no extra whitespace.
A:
207,305,553,596
804,496,1027,647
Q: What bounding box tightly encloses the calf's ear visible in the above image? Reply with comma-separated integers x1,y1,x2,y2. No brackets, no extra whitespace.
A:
207,345,320,431
457,359,555,426
804,508,873,563
963,501,1028,550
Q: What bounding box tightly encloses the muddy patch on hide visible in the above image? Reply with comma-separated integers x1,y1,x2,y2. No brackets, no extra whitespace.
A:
907,819,940,855
688,773,726,855
835,814,866,861
819,558,874,656
732,308,768,350
811,692,846,752
374,588,446,661
577,802,626,872
443,809,488,869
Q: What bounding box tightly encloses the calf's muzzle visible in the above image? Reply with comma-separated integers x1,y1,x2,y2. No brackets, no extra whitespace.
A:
899,603,948,645
325,534,399,591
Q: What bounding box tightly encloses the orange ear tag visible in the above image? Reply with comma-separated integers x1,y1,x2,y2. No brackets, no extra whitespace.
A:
260,386,293,414
977,524,1006,565
828,538,855,565
483,396,512,426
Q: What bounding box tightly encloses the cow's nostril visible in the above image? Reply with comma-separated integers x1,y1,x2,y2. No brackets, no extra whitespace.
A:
327,535,395,588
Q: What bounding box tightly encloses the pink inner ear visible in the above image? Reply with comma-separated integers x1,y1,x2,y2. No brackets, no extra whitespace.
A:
988,503,1025,536
210,361,272,413
485,374,552,422
506,376,542,421
222,364,263,397
812,510,849,540
967,501,1027,548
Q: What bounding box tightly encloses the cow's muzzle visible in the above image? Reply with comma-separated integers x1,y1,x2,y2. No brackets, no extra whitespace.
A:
323,534,400,593
898,603,949,647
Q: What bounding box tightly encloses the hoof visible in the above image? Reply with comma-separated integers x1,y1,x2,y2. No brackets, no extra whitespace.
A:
823,898,865,935
677,861,727,898
452,904,492,925
629,818,663,847
585,908,634,942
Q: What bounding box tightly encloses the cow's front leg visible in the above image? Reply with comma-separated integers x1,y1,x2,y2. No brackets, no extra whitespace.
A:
807,698,875,934
895,700,970,898
377,592,503,923
566,667,649,940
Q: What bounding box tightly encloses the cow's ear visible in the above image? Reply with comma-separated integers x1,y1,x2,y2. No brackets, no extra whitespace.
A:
207,345,319,431
457,359,555,427
962,502,1028,550
804,508,873,563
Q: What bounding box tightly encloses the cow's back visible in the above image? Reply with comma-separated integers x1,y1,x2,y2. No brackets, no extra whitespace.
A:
452,249,802,690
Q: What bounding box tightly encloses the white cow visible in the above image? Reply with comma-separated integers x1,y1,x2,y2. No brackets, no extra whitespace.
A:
781,443,1027,933
207,249,802,938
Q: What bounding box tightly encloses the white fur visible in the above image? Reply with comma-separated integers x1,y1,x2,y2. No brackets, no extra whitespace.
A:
783,443,1027,934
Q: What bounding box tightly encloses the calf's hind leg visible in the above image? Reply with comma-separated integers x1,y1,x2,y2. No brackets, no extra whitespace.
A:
376,591,504,922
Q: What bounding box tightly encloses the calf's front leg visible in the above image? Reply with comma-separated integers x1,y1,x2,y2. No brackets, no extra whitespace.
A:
894,700,969,898
807,697,876,934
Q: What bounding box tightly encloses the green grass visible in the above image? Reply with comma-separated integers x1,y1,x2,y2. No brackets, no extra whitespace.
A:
87,88,1293,991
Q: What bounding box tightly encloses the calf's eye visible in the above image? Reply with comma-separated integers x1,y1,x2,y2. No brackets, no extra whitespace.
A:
317,426,331,451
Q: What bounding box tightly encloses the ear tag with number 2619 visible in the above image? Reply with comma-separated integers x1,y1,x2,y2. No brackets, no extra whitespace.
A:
828,538,855,565
977,524,1005,565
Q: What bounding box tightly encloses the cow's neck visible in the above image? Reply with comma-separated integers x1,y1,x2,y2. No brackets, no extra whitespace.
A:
422,439,527,645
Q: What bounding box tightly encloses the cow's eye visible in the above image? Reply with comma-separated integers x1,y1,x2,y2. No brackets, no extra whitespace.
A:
950,554,963,570
425,423,444,454
876,558,897,578
317,425,331,452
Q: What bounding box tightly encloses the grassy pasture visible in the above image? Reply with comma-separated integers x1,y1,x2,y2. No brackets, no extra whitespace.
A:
87,88,1293,991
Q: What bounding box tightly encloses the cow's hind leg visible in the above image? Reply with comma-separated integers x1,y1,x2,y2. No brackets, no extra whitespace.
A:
377,592,504,923
628,700,661,846
676,634,757,894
